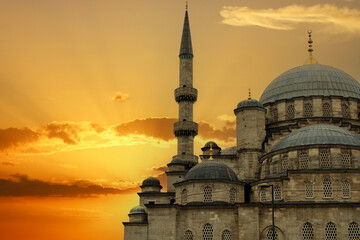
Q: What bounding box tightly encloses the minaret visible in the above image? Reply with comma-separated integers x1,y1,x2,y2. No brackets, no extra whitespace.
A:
173,6,198,164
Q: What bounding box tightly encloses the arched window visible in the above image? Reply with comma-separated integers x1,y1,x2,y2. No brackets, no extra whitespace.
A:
302,222,314,240
182,189,188,204
229,188,236,204
322,102,332,117
272,108,278,121
286,105,295,119
304,103,313,117
342,103,350,118
274,185,282,200
282,154,289,171
299,150,309,169
222,230,232,240
203,186,212,202
260,188,266,202
202,223,213,240
325,222,337,240
323,179,333,198
266,228,279,240
348,222,360,240
341,149,351,168
341,181,351,198
184,230,194,240
319,149,331,168
305,182,314,198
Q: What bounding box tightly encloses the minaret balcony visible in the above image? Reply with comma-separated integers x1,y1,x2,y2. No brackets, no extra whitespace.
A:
174,121,198,137
174,87,198,102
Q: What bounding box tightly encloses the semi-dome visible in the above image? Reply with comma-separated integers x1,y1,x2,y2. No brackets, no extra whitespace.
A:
236,99,264,109
184,161,239,181
203,141,221,149
260,64,360,105
273,124,360,152
142,177,160,186
129,205,147,214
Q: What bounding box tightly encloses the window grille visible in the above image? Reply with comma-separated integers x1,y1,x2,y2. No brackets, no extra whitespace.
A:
260,188,266,202
203,186,212,202
272,108,278,121
319,149,331,168
341,149,351,168
202,223,213,240
222,230,231,240
286,105,295,119
305,182,314,198
266,229,278,240
282,154,289,171
323,179,333,198
184,230,193,240
304,103,313,117
342,103,350,118
341,181,351,198
274,185,282,200
182,189,188,204
229,188,236,204
302,222,314,240
322,102,331,117
349,222,360,240
325,222,337,240
299,150,309,169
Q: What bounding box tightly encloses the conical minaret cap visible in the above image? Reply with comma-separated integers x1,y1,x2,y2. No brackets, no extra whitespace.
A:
179,10,193,57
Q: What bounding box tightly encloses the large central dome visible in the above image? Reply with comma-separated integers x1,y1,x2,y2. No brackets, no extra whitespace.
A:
260,64,360,105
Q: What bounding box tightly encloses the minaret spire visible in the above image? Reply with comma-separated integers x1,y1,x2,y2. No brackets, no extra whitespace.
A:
173,8,198,164
304,30,318,65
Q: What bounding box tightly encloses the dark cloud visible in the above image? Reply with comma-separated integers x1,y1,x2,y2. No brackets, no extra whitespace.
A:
0,174,138,197
114,118,177,141
112,92,129,102
198,121,236,142
0,127,40,151
43,122,82,145
1,161,16,167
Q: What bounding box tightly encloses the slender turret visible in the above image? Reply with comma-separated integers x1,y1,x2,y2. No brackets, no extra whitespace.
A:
173,8,198,163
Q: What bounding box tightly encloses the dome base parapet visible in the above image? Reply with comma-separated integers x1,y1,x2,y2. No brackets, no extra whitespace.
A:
175,87,197,102
174,121,198,137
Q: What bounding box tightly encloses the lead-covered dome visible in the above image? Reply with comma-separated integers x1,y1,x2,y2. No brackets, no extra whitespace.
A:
184,161,239,181
129,205,147,214
236,99,264,109
142,177,160,186
260,64,360,105
273,124,360,152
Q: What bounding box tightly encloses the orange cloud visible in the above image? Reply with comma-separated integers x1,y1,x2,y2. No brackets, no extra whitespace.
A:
112,92,129,102
198,121,235,143
0,174,138,197
1,161,16,167
43,122,83,145
0,127,40,151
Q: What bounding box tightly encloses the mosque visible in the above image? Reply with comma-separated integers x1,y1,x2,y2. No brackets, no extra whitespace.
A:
123,7,360,240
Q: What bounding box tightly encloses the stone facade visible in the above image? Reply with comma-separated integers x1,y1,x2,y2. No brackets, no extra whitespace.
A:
123,8,360,240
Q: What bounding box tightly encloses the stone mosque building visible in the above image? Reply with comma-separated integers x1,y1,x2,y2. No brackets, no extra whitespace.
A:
123,7,360,240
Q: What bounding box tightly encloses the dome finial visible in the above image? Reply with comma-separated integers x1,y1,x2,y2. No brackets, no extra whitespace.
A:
304,29,318,65
248,88,252,100
209,143,213,160
186,1,188,10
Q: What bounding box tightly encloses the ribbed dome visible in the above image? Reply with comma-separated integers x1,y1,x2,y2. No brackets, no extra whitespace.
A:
273,124,360,152
260,64,360,105
129,205,147,214
203,141,221,149
184,161,239,181
236,99,264,109
142,177,160,186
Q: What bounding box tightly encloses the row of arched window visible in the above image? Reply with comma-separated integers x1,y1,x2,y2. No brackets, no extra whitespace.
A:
184,224,231,240
181,187,237,204
259,179,351,201
270,101,352,122
277,149,352,173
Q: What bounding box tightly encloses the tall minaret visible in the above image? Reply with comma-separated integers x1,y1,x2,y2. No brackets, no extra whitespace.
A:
173,6,198,164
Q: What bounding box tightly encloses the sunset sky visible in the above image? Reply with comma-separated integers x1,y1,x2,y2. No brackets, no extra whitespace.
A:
1,0,360,239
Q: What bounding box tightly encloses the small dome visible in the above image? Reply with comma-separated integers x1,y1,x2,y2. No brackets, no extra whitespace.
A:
236,99,264,109
273,124,360,152
184,161,239,181
170,158,184,164
129,205,147,214
142,177,160,186
260,64,360,105
203,141,221,149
